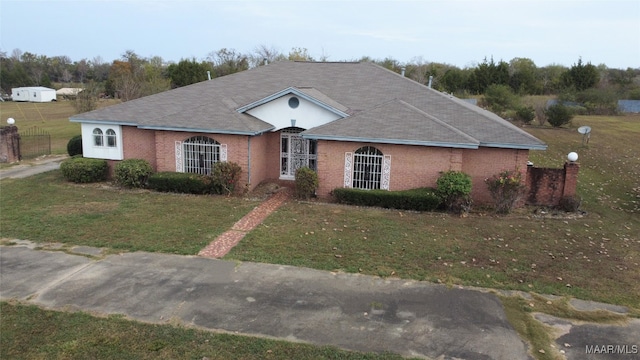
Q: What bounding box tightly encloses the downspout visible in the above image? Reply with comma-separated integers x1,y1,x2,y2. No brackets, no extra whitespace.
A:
247,136,251,187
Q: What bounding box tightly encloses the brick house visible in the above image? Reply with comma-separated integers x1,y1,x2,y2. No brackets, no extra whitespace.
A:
70,61,547,204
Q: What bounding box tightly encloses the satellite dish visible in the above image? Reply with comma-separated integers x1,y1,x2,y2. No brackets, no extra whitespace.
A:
578,126,591,134
578,126,591,145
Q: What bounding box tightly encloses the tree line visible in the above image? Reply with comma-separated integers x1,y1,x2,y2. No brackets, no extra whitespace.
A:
1,46,638,115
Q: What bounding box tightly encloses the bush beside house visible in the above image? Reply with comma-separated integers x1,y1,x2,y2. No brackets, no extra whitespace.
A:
114,159,154,188
60,157,108,183
333,187,441,212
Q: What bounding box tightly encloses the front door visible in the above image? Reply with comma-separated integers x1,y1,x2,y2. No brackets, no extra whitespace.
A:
280,128,316,180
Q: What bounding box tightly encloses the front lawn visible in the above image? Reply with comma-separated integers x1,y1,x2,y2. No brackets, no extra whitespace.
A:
0,171,259,255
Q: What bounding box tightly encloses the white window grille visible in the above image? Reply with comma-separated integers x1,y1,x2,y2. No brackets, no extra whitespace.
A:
280,128,317,179
352,146,383,190
106,129,117,147
93,128,103,146
182,136,220,175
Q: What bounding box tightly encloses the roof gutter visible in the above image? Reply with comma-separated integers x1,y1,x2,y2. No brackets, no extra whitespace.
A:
480,142,548,151
137,125,272,136
301,134,480,149
69,118,136,126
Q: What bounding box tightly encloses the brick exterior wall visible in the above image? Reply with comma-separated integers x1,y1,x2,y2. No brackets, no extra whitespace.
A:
461,148,530,204
248,131,281,188
154,131,250,185
118,127,576,207
316,140,529,205
122,126,157,168
117,126,282,192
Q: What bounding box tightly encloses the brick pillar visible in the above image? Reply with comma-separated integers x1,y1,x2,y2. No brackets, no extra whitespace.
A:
562,162,579,198
0,126,21,163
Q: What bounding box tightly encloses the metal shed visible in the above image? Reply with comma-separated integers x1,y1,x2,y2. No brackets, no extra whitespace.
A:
11,87,57,102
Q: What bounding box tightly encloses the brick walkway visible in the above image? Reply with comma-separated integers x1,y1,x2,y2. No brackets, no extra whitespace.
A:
198,189,291,259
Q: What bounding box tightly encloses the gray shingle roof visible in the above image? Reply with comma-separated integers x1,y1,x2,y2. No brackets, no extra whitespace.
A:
70,61,546,150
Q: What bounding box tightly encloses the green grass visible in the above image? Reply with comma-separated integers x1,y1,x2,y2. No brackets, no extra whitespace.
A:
0,171,259,255
0,301,408,360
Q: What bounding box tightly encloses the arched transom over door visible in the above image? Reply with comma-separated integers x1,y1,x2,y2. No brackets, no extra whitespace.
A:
280,127,317,180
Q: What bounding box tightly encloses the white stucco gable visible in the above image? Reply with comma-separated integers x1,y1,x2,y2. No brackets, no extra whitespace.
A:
237,87,349,130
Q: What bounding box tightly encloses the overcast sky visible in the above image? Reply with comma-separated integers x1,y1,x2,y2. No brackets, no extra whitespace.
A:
1,0,638,69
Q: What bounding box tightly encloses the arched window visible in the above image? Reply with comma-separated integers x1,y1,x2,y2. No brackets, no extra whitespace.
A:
93,128,104,147
183,136,220,175
106,129,117,147
353,146,383,190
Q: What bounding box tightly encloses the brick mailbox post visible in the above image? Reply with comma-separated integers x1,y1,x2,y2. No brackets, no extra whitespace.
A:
525,157,580,207
0,123,21,163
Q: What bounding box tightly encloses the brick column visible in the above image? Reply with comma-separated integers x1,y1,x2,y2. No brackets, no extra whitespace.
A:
0,126,21,163
562,162,579,198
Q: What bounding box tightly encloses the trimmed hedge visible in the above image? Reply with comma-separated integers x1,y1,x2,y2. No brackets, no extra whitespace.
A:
114,159,154,188
333,187,441,212
147,172,212,194
60,157,108,183
66,135,83,157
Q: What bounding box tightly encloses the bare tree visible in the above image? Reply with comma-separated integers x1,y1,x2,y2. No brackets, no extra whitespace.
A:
11,48,22,61
250,44,284,67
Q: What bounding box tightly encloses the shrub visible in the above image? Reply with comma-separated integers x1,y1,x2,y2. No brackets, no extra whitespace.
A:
436,171,472,214
575,88,618,115
60,157,108,183
114,159,153,188
515,106,535,124
545,104,574,127
333,187,441,212
210,162,242,195
147,172,211,194
485,169,527,214
66,135,83,157
295,167,318,200
482,84,520,115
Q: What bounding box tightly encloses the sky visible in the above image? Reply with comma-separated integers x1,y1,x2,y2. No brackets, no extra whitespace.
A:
1,0,639,69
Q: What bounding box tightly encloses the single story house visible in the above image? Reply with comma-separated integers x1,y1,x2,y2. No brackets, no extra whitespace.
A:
11,86,57,102
70,61,547,204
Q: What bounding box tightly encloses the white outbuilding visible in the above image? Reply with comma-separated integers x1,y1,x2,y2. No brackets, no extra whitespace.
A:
11,87,57,102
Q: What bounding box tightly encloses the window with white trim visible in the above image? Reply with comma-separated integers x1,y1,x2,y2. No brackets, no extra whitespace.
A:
183,136,220,175
93,128,104,146
353,146,383,190
106,129,117,147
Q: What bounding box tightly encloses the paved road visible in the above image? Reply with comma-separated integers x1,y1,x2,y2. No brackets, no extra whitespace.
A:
2,245,638,359
1,245,530,359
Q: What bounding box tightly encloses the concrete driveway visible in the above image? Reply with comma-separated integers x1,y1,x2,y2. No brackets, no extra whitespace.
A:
0,155,66,179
